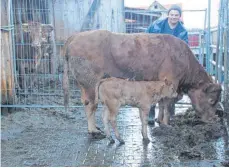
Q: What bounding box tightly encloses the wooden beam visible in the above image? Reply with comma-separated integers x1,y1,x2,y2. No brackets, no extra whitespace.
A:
80,0,100,31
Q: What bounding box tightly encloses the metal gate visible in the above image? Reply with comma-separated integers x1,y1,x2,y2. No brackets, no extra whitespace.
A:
1,0,125,108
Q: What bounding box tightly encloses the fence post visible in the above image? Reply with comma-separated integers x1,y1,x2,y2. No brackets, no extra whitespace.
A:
1,0,15,107
224,0,229,112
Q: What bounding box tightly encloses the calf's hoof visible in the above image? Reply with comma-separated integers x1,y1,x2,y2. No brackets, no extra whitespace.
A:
107,136,115,144
96,126,104,133
90,132,106,139
143,138,150,144
109,139,115,144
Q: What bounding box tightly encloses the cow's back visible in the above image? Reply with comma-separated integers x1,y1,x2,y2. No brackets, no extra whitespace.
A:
65,30,207,90
67,30,111,67
109,33,191,82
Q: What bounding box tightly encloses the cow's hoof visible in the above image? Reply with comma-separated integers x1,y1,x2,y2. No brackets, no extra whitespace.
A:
148,120,155,126
118,139,125,144
155,118,161,124
91,132,106,139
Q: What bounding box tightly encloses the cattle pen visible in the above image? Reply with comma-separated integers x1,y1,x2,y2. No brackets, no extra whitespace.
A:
1,0,228,110
1,0,228,107
1,0,229,167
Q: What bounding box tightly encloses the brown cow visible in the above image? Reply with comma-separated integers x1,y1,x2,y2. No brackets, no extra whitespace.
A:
95,77,177,143
15,22,53,91
63,30,222,139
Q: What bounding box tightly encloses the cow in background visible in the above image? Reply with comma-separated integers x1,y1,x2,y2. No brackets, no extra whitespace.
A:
15,21,53,92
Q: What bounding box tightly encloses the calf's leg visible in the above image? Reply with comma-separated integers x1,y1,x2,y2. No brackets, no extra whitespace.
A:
109,105,124,144
102,106,115,143
162,99,174,125
139,107,150,143
158,100,164,124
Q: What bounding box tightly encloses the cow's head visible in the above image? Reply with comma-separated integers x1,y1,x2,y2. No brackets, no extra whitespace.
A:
22,22,53,48
161,79,178,98
188,83,222,122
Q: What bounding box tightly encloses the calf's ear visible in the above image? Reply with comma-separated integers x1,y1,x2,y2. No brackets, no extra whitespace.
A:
22,23,30,32
42,24,53,33
163,77,172,86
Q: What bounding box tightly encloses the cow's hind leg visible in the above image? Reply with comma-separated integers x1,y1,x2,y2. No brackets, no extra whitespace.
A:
81,87,106,139
85,101,106,139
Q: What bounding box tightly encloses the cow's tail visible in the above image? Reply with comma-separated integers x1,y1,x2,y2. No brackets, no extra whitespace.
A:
63,42,70,112
94,79,103,107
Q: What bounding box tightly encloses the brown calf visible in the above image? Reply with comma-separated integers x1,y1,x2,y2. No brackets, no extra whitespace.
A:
95,77,177,144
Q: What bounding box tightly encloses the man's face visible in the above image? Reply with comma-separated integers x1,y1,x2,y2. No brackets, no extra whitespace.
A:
168,10,181,25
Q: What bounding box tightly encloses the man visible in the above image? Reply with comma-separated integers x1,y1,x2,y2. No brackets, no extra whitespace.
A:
146,5,188,125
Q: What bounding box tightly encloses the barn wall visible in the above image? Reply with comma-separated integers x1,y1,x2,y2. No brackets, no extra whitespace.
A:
53,0,125,42
52,0,125,74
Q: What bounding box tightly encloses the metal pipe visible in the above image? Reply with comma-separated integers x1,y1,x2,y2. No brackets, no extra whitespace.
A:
218,0,225,84
224,0,229,103
206,0,211,73
216,0,223,82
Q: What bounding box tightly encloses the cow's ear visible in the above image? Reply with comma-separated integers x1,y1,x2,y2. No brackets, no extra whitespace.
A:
203,83,222,93
42,24,53,33
164,77,172,86
208,98,215,104
22,23,30,32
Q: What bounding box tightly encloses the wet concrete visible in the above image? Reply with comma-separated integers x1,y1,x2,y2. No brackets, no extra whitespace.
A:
1,98,229,167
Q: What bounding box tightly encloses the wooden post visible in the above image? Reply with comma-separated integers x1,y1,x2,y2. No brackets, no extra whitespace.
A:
1,0,15,106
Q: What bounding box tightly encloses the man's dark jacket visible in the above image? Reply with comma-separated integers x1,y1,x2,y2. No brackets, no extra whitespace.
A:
146,18,188,44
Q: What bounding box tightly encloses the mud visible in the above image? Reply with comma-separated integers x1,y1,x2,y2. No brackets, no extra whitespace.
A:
1,104,229,166
152,109,228,163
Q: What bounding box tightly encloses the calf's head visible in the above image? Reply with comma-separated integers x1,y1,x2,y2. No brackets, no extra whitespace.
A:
161,80,178,98
188,83,222,122
22,22,53,48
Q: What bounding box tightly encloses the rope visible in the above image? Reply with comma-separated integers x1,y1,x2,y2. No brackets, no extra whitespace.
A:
0,25,14,31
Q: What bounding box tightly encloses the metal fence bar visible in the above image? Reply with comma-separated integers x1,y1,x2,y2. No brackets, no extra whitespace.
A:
206,0,211,73
223,0,229,106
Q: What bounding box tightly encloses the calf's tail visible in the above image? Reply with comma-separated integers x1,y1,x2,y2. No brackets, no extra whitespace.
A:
94,79,103,107
94,77,114,107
